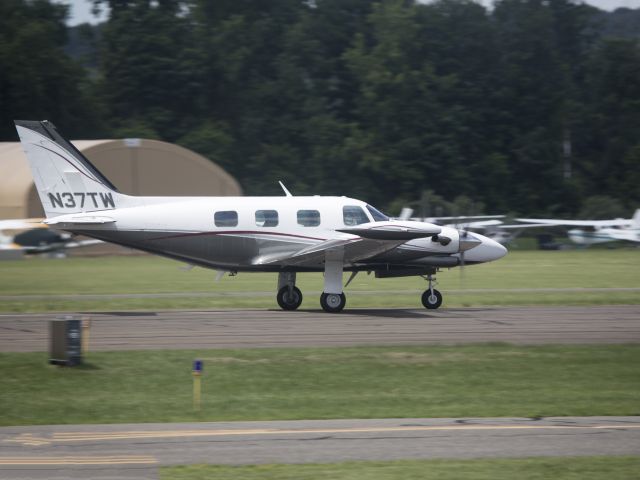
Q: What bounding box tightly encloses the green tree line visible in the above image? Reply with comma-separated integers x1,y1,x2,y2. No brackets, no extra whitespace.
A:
1,0,639,216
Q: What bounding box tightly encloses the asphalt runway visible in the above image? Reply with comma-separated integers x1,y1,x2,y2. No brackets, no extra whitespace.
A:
1,305,639,352
1,417,639,479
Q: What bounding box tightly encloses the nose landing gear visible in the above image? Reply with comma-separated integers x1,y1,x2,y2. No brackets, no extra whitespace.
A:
421,274,442,309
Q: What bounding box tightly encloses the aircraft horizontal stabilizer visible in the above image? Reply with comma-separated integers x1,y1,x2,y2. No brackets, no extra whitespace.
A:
45,215,116,225
0,219,45,230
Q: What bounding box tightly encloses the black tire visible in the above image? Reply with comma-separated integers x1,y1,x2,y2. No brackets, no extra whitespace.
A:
421,289,443,309
320,292,346,313
277,286,303,310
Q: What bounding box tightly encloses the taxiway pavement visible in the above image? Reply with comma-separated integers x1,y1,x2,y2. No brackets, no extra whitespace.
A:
0,305,639,352
1,417,639,479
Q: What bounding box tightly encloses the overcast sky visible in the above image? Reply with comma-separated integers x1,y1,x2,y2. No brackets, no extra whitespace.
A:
59,0,640,26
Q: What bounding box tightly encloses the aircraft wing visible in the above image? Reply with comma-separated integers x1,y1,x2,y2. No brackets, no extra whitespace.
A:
45,215,116,225
498,223,556,230
394,209,506,224
516,218,631,228
253,237,409,267
429,215,506,222
602,229,640,243
419,215,506,225
445,219,504,229
254,222,440,267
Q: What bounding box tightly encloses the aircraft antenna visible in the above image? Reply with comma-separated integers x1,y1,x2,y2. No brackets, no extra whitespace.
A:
278,181,293,197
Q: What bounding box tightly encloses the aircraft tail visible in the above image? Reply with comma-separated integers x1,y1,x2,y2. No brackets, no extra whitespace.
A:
633,209,640,226
15,120,124,218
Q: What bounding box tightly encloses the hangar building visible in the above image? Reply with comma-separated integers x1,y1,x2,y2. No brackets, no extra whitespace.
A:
0,138,242,219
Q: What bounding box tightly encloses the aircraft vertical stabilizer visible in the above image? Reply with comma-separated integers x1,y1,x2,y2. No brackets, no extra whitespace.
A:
14,120,123,218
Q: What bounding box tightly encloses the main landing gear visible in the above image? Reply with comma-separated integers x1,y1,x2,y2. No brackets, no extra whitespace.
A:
277,285,303,310
319,249,346,313
275,275,346,313
276,272,303,310
276,249,348,313
421,273,443,309
320,292,346,313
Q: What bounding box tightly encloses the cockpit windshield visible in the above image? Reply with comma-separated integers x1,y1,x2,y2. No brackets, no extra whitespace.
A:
366,204,389,222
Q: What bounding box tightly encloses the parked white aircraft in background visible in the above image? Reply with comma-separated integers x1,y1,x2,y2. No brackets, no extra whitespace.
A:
397,208,541,245
14,120,507,312
516,210,640,246
0,218,101,255
398,208,505,226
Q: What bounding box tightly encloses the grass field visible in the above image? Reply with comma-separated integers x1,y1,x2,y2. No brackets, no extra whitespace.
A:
2,253,637,477
0,249,638,312
160,456,640,480
1,345,638,426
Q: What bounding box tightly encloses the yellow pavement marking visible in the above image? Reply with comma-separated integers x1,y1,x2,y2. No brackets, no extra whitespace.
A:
0,455,157,465
5,424,640,446
4,434,50,446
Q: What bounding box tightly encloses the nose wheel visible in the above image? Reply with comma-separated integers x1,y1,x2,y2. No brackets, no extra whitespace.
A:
421,273,443,309
421,288,442,309
320,292,346,313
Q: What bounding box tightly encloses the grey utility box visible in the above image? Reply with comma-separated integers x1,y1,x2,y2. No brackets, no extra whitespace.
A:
50,318,82,366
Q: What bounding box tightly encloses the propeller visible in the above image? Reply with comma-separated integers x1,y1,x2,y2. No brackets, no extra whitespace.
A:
459,230,467,281
458,229,481,281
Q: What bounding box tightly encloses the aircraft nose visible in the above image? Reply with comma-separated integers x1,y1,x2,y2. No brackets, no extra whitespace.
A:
463,233,507,263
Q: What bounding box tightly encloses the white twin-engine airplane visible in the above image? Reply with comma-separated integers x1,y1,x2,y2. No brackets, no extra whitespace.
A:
517,210,640,246
15,120,507,312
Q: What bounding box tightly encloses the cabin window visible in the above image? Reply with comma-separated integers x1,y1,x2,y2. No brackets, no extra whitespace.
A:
366,204,389,222
297,209,321,227
255,210,278,227
214,210,238,227
343,206,370,226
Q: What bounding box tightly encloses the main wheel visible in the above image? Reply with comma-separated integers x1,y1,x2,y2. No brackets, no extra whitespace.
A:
421,288,443,309
320,292,346,313
277,286,303,310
